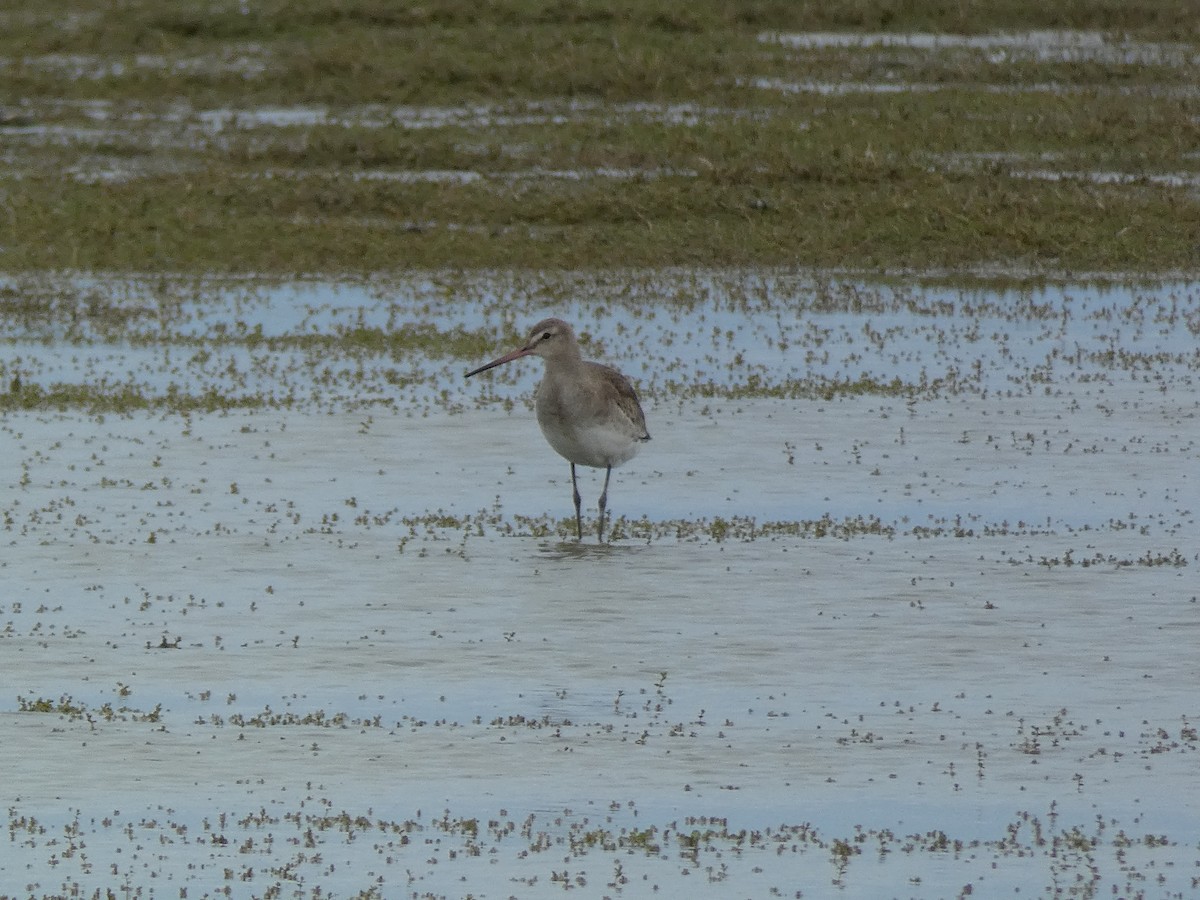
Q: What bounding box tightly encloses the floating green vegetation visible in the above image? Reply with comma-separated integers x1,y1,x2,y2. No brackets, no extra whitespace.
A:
264,323,496,360
396,510,899,544
1036,548,1188,568
684,372,955,401
16,695,88,718
386,508,1187,547
3,797,1192,896
198,707,386,729
0,381,277,415
17,694,163,724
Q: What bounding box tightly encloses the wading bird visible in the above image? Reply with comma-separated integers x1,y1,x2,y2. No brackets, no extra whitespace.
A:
466,318,650,541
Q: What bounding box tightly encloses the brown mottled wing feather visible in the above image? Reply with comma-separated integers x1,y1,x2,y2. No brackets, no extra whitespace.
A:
591,362,650,441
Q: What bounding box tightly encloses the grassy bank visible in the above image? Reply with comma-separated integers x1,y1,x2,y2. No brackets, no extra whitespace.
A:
1,0,1197,274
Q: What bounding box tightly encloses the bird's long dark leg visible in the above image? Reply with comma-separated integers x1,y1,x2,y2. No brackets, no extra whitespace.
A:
597,465,612,542
570,463,583,540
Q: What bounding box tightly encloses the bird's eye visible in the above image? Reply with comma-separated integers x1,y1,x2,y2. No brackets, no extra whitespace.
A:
541,331,552,340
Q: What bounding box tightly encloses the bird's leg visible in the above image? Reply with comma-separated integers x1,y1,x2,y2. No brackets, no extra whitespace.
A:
570,463,583,540
597,465,612,542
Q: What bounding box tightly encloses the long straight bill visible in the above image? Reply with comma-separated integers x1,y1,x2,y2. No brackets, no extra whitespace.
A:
465,346,532,378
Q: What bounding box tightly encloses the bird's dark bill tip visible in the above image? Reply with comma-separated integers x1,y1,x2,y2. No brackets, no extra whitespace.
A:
464,346,531,378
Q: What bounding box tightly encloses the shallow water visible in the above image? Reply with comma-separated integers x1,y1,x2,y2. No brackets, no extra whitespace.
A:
1,272,1197,897
763,29,1200,66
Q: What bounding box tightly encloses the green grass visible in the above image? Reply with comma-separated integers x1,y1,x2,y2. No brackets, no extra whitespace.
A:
6,161,1192,272
1,0,1198,275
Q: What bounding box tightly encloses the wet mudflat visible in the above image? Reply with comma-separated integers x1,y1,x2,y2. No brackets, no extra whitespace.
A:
0,272,1196,898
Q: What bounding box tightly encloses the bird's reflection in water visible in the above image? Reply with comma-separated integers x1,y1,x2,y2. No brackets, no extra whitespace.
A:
536,540,647,561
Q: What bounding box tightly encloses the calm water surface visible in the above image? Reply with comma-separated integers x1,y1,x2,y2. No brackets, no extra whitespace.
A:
1,271,1196,897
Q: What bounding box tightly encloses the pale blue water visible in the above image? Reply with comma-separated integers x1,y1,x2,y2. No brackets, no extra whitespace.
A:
0,271,1196,897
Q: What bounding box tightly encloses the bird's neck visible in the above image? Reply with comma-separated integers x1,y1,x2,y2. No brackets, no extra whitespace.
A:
543,350,584,373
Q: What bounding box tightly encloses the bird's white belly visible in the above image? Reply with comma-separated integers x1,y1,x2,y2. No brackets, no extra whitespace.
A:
537,416,641,469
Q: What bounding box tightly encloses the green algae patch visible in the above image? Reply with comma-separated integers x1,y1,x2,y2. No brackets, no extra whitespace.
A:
17,694,163,724
684,372,949,401
398,510,900,544
0,381,276,415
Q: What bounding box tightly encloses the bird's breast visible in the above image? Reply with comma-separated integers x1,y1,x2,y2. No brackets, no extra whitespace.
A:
534,377,643,469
